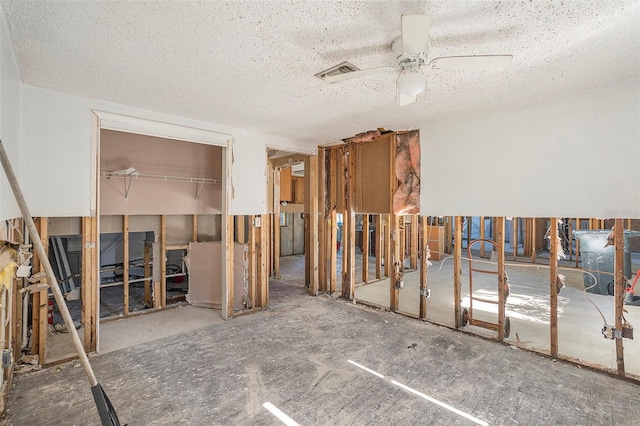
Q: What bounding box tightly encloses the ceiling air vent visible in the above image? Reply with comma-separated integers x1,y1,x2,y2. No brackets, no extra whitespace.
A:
315,61,360,81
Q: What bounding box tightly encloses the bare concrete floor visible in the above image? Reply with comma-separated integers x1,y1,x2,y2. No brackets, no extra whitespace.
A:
355,254,640,378
6,257,640,425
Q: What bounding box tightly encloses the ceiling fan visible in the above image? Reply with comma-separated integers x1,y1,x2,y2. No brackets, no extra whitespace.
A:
321,15,513,106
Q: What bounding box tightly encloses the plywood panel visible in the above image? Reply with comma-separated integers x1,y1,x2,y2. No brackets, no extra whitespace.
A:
354,134,393,214
280,166,293,202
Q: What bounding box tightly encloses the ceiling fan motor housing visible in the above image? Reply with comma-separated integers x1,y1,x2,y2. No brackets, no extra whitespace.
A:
392,35,431,66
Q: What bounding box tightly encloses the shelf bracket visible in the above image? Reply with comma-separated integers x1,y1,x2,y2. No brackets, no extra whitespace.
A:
124,176,134,201
195,181,205,200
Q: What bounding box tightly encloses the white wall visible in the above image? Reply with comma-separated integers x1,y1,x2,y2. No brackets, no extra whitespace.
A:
20,86,315,217
0,6,22,221
422,79,640,218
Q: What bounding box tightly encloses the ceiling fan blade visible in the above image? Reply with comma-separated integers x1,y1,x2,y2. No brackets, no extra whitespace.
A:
323,66,397,83
398,93,417,106
428,55,513,71
402,14,432,56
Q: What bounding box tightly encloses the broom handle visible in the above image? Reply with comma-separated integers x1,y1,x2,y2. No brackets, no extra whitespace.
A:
0,140,98,387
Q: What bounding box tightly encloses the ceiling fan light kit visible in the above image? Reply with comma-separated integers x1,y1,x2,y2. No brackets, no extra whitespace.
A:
397,70,426,97
317,14,513,106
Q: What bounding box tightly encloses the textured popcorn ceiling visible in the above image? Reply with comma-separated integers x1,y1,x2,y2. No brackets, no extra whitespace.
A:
3,1,639,145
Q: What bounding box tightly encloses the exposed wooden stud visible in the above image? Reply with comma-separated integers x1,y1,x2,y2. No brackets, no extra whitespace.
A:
307,155,319,296
454,216,463,328
329,209,337,293
329,148,338,222
340,149,349,296
268,214,273,283
318,149,327,293
419,216,428,319
12,219,24,358
362,214,369,283
123,215,129,316
80,217,95,352
274,169,281,278
225,215,235,318
410,214,418,270
575,218,581,267
399,216,406,270
496,217,506,341
384,214,392,278
512,217,518,261
613,219,625,376
389,213,400,312
530,218,537,262
329,148,338,294
36,218,48,363
248,215,257,309
153,281,161,309
143,242,151,307
445,216,453,254
567,219,573,261
345,146,356,299
237,216,246,244
260,214,269,307
626,218,631,230
160,215,167,308
375,215,382,279
192,214,198,242
480,216,485,257
304,213,310,285
466,216,471,248
550,218,559,357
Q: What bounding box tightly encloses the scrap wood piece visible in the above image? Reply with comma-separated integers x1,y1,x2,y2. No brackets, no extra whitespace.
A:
20,282,49,293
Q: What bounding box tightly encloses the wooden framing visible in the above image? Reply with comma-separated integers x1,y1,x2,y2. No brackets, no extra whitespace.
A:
344,146,356,300
613,219,625,375
260,214,269,307
445,216,452,254
495,217,507,341
225,215,234,318
318,149,327,293
31,217,48,363
123,215,129,316
330,209,337,293
479,216,486,257
384,214,392,278
11,220,23,361
512,217,518,260
143,242,152,307
419,216,428,319
410,214,418,269
81,216,98,352
575,218,581,268
273,169,281,278
307,155,319,295
549,218,559,357
160,215,167,308
389,213,400,312
375,215,382,279
248,215,257,309
454,216,462,328
362,215,369,283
